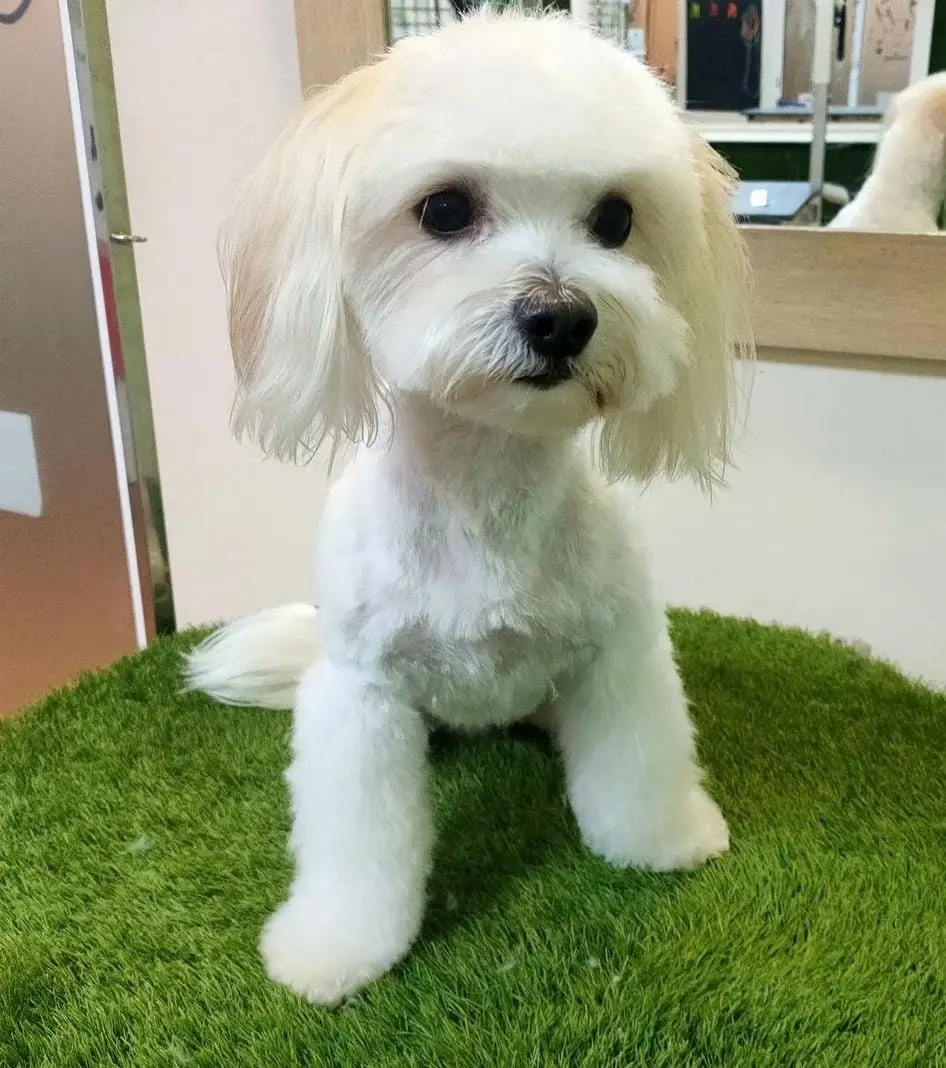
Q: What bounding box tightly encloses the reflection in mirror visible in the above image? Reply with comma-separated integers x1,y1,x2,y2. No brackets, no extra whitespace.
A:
639,0,941,231
626,0,940,231
828,71,946,231
385,1,943,231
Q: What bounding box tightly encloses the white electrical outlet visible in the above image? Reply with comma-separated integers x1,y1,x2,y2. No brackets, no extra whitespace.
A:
0,410,42,518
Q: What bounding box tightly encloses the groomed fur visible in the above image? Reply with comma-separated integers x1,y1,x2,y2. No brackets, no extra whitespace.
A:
185,604,319,710
188,9,753,1005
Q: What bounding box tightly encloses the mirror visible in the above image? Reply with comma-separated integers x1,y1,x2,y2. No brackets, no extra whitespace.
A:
385,0,943,233
658,0,942,231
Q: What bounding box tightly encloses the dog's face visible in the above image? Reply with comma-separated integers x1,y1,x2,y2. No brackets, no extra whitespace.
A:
223,12,752,485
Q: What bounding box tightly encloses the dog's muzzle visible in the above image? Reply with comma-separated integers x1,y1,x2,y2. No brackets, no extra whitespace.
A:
513,292,598,389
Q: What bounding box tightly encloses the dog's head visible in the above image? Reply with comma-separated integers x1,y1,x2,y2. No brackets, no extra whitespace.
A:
223,11,752,486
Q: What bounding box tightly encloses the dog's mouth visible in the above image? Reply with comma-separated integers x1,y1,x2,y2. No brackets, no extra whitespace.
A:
514,367,613,412
513,367,575,390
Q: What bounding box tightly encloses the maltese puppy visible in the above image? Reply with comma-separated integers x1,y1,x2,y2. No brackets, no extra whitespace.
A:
830,72,946,232
187,10,752,1005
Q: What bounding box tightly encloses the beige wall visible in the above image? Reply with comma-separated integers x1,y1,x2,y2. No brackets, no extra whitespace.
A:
107,0,330,627
638,360,946,688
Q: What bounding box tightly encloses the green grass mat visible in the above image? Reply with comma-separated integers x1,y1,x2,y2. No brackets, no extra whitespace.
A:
2,612,945,1067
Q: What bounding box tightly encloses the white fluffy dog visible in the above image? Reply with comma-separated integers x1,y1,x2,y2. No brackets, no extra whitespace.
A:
187,10,752,1004
830,72,946,232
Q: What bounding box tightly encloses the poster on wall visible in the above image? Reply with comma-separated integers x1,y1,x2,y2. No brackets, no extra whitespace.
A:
686,0,762,109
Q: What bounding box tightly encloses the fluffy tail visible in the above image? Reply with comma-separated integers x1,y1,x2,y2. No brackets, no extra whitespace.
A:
184,603,320,710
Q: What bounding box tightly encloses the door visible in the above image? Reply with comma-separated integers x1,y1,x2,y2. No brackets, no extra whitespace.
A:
0,0,164,714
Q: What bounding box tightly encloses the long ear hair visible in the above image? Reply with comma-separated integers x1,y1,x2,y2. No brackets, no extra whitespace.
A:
599,136,754,490
220,65,383,463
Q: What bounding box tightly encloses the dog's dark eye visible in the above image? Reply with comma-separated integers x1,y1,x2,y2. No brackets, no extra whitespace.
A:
588,195,633,249
417,188,476,237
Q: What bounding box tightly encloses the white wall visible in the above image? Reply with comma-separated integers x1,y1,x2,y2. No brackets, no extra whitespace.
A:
109,5,945,685
638,360,946,688
107,0,329,626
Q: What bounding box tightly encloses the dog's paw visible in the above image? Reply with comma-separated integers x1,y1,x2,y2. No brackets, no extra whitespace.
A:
260,894,417,1005
646,786,730,871
586,786,730,872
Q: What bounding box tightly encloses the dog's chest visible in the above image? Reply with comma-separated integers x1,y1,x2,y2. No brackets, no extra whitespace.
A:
377,534,596,729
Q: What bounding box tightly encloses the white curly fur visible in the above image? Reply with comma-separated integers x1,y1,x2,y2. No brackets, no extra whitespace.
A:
186,9,753,1005
830,72,946,232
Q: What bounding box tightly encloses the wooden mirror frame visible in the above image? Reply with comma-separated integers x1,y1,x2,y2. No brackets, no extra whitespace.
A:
746,228,946,376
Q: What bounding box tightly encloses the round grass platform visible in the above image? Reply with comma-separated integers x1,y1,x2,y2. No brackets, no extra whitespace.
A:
2,612,945,1067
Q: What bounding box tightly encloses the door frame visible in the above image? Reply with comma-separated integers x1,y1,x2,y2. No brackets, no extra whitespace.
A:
69,0,176,634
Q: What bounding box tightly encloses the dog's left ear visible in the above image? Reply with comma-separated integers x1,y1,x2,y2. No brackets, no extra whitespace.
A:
604,135,754,489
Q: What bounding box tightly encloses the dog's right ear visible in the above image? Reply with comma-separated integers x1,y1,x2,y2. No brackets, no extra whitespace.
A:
221,65,382,462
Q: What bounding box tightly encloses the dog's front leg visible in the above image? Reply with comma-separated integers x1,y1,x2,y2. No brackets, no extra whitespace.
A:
260,660,432,1004
549,626,729,871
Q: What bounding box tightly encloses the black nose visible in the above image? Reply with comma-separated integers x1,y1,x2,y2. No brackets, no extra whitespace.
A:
515,296,598,362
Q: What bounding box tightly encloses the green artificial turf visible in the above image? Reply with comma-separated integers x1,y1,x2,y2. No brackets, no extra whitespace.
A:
2,612,945,1068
